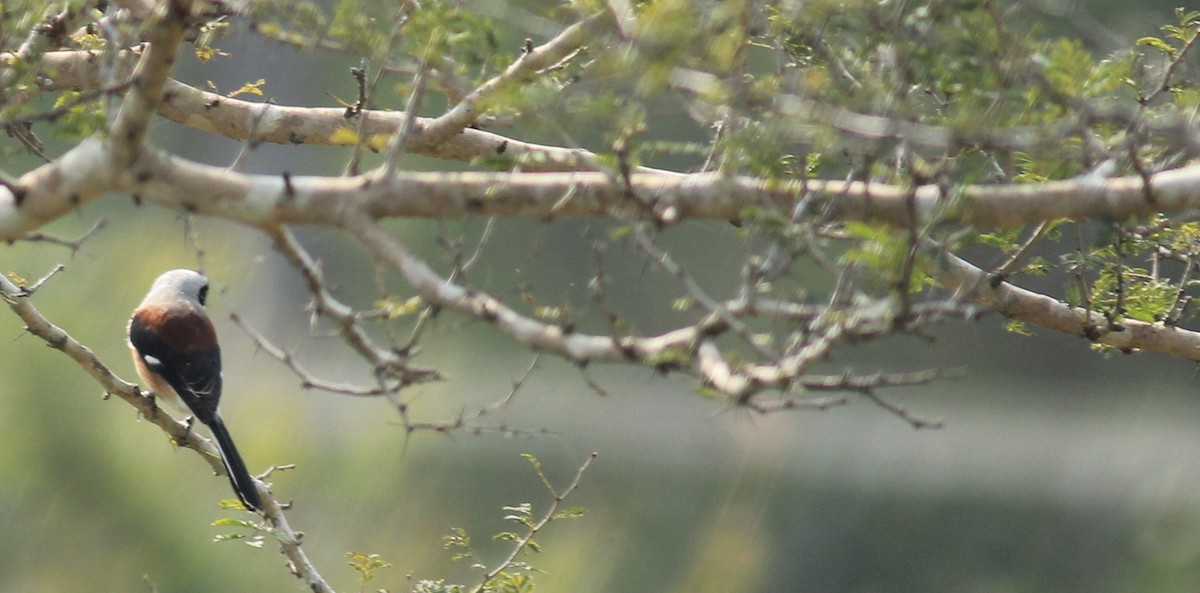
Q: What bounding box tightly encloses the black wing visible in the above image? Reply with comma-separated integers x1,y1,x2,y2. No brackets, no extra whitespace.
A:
129,314,223,425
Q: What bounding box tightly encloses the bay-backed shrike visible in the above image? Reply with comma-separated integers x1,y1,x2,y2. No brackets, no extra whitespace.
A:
128,269,263,512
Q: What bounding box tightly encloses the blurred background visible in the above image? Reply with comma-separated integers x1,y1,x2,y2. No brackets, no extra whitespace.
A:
3,1,1200,592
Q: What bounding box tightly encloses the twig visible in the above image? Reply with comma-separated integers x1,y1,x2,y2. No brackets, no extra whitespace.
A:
399,354,553,438
230,311,424,396
860,389,944,429
470,452,598,593
991,221,1049,280
419,12,604,145
16,217,107,254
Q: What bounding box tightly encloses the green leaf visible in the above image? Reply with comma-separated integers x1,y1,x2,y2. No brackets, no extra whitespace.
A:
444,527,471,549
346,551,391,584
502,503,534,526
227,78,266,98
211,517,257,529
376,295,424,318
1064,282,1081,308
1136,36,1176,56
1004,319,1033,336
552,506,587,520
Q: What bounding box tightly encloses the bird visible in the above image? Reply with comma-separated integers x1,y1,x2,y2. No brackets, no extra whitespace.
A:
128,269,263,512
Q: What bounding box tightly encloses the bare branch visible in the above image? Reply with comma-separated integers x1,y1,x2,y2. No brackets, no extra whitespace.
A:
230,311,405,397
860,389,945,430
398,354,556,437
15,217,107,253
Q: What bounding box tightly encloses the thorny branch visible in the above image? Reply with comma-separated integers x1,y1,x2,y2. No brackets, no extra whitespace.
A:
470,452,598,593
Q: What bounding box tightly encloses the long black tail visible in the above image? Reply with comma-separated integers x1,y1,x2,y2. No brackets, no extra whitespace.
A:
207,416,263,512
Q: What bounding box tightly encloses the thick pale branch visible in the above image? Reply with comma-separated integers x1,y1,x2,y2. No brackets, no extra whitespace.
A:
108,0,192,165
21,49,638,173
1,138,116,237
931,247,1200,360
128,158,1200,229
12,139,1200,240
156,77,618,172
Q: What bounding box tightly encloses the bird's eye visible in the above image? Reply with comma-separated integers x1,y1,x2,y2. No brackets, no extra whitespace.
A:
197,284,208,306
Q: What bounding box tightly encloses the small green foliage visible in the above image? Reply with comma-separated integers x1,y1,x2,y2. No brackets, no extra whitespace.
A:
519,454,548,490
841,222,931,292
605,103,647,156
609,224,632,241
1063,280,1082,308
414,580,465,593
1163,221,1200,252
194,18,231,61
443,527,480,564
484,571,534,593
552,507,587,521
644,346,692,369
804,152,823,177
1140,9,1200,59
1137,36,1177,57
376,295,424,318
696,385,725,400
716,121,800,178
1090,267,1178,323
975,228,1024,251
1038,39,1126,99
227,79,267,98
51,91,106,140
329,0,388,57
345,551,391,588
1005,319,1033,336
248,0,328,47
71,31,105,51
211,515,267,548
402,3,502,82
470,152,519,171
637,140,711,168
433,456,589,593
1022,256,1051,277
502,503,535,528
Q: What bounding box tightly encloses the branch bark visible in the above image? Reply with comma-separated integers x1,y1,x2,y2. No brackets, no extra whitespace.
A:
930,245,1200,360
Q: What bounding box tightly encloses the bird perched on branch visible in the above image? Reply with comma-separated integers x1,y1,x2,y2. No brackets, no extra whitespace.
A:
128,269,262,512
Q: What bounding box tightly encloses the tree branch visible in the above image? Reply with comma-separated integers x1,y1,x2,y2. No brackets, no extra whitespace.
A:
930,245,1200,360
108,0,192,166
